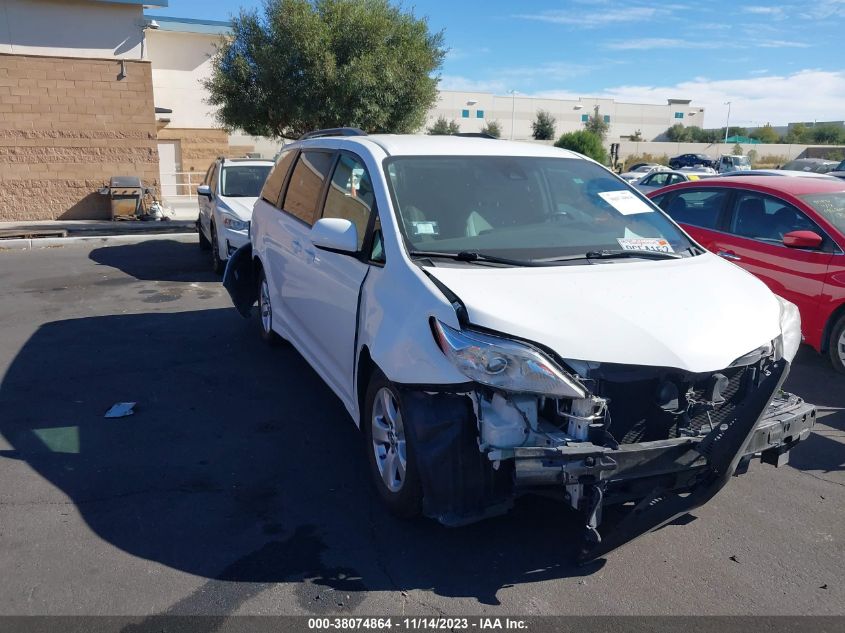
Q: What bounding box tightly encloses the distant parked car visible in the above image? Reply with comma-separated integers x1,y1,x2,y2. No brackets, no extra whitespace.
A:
197,157,274,274
633,169,709,193
618,164,668,183
649,176,845,372
715,155,751,173
669,153,714,170
717,169,839,180
781,158,840,174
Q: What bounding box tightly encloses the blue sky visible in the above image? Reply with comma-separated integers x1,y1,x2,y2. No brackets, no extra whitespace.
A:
151,0,845,128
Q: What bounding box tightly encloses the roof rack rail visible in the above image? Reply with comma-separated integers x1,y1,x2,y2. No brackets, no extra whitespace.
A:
298,127,368,141
453,132,498,139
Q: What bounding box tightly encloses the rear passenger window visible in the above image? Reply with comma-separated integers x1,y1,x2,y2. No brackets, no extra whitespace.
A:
283,151,335,225
261,150,296,207
729,192,820,243
323,154,375,251
664,190,727,230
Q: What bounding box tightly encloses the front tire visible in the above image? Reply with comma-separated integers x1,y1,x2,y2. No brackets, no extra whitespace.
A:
198,219,211,251
210,222,226,275
828,314,845,374
363,372,422,518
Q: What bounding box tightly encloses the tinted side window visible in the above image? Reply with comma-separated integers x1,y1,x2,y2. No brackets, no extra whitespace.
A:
664,189,727,229
261,150,297,207
322,154,374,251
283,151,335,225
729,192,820,243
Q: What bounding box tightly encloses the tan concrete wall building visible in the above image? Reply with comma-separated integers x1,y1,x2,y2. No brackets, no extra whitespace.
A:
0,0,164,221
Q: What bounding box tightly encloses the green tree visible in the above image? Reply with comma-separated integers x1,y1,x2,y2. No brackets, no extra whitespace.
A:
427,116,459,135
531,110,556,140
747,149,758,166
810,124,845,144
666,123,691,142
720,126,748,140
481,120,502,138
584,105,609,140
732,143,744,156
783,123,809,144
555,130,607,163
628,129,643,142
750,123,779,144
205,0,446,138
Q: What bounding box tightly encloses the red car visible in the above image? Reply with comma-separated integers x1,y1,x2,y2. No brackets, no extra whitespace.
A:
647,176,845,373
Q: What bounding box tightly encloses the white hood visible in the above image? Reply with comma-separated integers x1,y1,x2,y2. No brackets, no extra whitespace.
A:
219,197,259,221
424,253,782,373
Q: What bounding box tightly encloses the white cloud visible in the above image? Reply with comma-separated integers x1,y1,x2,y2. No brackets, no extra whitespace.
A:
756,39,811,48
592,70,845,127
800,0,845,18
608,38,710,50
438,75,508,94
514,7,659,27
743,6,785,16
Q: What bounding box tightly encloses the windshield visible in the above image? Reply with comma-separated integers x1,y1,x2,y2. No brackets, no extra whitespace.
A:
800,193,845,234
732,157,750,166
221,165,272,197
384,156,696,262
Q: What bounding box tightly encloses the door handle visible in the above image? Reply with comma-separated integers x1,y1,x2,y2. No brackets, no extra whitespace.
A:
716,250,741,261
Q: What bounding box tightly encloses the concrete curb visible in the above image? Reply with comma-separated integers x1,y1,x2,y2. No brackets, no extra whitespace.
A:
0,232,197,252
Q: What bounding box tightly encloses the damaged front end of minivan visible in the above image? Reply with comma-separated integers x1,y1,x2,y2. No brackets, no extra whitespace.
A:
399,319,816,562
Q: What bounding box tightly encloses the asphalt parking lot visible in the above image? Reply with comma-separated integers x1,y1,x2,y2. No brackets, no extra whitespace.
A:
0,238,843,617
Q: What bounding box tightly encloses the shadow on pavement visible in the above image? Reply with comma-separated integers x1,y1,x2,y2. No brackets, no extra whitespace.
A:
89,239,217,283
0,308,599,611
784,346,845,476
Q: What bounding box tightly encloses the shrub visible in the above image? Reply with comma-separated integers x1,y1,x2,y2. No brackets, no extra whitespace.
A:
555,130,607,163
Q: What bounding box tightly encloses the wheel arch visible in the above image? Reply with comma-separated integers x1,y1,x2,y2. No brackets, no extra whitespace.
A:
821,300,845,353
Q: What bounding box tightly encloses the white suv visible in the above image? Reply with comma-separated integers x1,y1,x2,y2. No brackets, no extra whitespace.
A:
197,157,274,273
224,129,815,560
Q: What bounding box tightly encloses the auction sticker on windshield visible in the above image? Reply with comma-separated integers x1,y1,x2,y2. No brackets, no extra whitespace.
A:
617,237,675,253
598,190,654,215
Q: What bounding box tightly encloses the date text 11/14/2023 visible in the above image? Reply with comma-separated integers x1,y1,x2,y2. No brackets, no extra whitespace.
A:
307,617,529,630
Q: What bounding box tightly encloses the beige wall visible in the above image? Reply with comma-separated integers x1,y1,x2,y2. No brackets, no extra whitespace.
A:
0,0,146,60
0,53,159,221
148,29,220,129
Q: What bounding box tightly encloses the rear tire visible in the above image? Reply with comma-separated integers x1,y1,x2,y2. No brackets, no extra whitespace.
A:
210,222,226,275
828,314,845,374
257,268,281,346
363,372,422,518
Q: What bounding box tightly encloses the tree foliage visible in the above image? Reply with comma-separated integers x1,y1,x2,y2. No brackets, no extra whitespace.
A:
427,116,459,135
810,124,845,144
205,0,446,138
481,120,502,138
628,129,643,141
783,123,809,144
732,143,744,156
584,105,609,140
531,110,556,140
555,130,607,163
750,123,779,144
665,123,690,142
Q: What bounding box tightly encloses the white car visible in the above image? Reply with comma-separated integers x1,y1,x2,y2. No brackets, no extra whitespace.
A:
224,130,815,560
618,164,669,183
197,157,274,273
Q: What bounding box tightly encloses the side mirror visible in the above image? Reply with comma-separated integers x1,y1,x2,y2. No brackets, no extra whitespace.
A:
197,185,213,198
783,230,823,249
310,218,358,254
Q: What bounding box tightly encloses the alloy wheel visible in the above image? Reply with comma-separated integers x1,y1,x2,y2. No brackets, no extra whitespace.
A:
371,387,407,493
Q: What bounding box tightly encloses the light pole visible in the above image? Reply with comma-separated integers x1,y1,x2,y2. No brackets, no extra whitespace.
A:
508,90,518,140
723,101,732,145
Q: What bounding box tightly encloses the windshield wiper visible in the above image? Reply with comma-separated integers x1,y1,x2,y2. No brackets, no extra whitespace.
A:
408,250,540,267
537,249,682,263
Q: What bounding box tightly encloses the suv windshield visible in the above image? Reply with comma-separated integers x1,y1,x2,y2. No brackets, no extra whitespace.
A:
221,164,272,197
800,192,845,234
385,156,695,262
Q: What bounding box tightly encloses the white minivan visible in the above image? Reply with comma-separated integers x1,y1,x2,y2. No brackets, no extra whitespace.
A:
224,130,816,560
